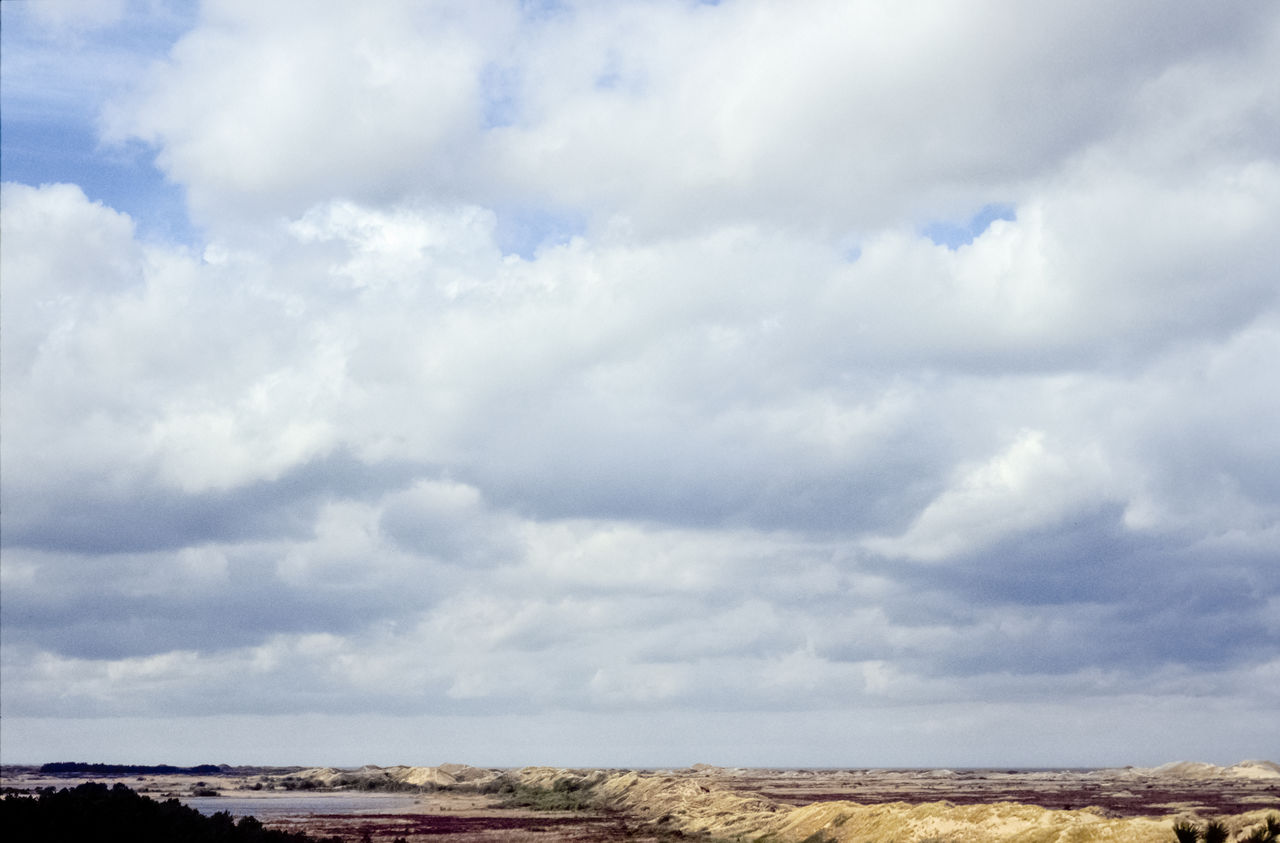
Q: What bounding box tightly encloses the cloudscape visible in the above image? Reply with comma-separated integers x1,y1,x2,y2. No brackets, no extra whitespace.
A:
1,0,1277,768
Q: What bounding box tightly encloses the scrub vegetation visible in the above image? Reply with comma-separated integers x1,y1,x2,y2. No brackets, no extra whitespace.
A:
481,772,601,811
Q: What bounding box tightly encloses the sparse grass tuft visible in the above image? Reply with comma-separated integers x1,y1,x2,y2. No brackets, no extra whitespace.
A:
797,833,834,843
1239,814,1280,843
1170,815,1280,843
1202,819,1230,843
1173,819,1200,843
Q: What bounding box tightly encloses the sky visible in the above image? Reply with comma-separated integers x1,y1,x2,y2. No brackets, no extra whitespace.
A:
1,0,1278,769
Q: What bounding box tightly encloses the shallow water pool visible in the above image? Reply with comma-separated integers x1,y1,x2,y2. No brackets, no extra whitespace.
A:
183,792,423,819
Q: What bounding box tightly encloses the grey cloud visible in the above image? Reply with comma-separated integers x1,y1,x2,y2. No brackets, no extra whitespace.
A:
378,480,521,565
2,449,424,555
848,519,1279,681
2,541,447,660
452,371,952,533
898,506,1152,609
463,436,941,534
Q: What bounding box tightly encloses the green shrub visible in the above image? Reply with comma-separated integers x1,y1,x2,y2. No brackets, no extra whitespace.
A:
496,777,597,811
477,773,518,795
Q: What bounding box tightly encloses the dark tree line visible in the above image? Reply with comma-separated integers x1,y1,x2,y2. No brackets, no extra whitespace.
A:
40,762,225,776
1,782,344,843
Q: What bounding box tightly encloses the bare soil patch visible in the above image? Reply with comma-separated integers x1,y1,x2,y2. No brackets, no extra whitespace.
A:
268,811,644,843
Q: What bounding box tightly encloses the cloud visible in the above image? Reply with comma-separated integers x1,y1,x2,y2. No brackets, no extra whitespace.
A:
863,430,1116,562
3,0,1280,765
101,0,516,227
101,0,1279,238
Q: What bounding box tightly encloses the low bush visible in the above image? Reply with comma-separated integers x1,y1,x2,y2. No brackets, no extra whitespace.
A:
328,774,422,793
492,776,598,811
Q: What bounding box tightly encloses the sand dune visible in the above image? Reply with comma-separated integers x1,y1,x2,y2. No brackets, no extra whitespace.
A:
1141,760,1280,781
503,763,1280,843
265,760,1279,840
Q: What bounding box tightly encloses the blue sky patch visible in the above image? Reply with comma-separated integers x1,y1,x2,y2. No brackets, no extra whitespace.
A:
480,63,520,129
519,0,571,23
1,114,196,245
0,0,199,244
923,202,1017,249
493,204,587,259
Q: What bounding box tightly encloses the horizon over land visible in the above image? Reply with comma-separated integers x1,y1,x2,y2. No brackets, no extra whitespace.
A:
7,759,1280,774
3,705,1275,770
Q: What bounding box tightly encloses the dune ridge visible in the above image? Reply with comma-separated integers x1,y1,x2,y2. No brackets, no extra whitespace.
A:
1139,761,1280,781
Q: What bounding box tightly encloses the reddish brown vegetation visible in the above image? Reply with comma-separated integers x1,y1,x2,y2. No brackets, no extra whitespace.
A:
269,811,669,843
752,780,1279,818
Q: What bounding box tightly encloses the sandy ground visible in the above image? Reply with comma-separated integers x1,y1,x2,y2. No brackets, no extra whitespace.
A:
4,761,1278,842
